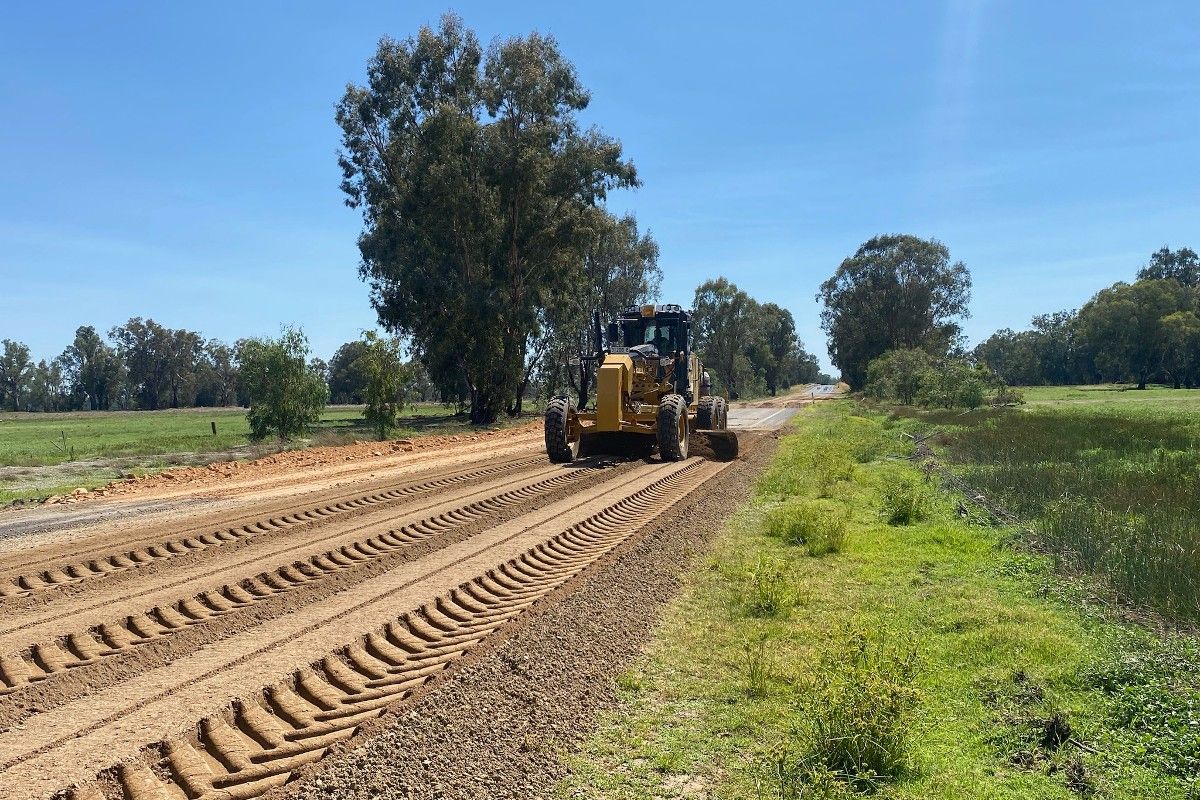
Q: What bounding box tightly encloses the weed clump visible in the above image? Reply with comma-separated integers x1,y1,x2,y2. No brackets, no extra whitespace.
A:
879,468,932,525
742,634,773,699
765,499,847,556
740,556,797,618
770,633,921,795
1084,635,1200,779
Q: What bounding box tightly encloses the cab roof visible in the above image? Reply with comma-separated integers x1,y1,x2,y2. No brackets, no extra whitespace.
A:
616,303,689,322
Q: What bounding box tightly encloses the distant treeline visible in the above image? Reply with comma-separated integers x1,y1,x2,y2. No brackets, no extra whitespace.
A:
815,236,1198,405
0,275,826,414
0,319,444,414
974,247,1200,389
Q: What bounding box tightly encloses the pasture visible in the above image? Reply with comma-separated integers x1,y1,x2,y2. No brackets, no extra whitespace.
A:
0,404,470,503
897,385,1200,623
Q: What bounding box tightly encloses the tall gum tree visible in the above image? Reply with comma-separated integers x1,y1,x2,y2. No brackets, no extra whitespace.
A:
818,234,971,389
337,14,638,424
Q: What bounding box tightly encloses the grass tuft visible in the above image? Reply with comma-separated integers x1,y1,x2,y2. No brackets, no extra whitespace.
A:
742,634,773,699
765,499,847,555
878,468,932,525
794,633,921,792
740,556,797,618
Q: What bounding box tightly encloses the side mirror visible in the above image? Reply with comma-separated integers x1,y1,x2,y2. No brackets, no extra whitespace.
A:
606,322,619,343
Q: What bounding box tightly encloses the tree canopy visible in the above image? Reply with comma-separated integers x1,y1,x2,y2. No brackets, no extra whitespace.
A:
1137,246,1199,287
974,247,1200,389
337,14,638,423
692,278,820,398
238,327,328,440
818,234,971,389
542,211,661,409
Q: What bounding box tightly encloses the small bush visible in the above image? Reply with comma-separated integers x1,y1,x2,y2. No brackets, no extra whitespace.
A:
879,469,932,525
766,500,847,556
992,386,1026,406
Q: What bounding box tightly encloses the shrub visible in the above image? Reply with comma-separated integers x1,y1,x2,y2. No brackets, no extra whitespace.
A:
238,327,328,440
359,331,415,440
866,349,999,410
879,469,932,525
766,500,847,556
992,385,1026,406
864,348,934,405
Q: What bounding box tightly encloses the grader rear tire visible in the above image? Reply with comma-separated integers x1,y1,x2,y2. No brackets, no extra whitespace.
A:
656,394,689,461
545,396,580,463
712,396,729,429
696,396,718,429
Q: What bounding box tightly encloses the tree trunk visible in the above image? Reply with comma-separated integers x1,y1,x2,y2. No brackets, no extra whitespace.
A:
470,385,502,425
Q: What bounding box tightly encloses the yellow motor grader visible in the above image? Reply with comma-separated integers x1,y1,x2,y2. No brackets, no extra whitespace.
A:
544,304,736,462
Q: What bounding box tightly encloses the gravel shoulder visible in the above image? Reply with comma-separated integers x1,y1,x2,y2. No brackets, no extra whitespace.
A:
275,432,777,800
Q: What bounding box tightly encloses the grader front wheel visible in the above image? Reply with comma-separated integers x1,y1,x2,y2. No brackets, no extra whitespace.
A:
545,396,581,463
656,394,689,461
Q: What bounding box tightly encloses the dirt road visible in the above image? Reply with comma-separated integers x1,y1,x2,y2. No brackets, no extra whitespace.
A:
0,399,824,800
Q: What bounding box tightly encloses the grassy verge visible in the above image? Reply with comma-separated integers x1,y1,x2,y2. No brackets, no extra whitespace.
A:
558,402,1198,799
887,386,1200,623
0,404,532,504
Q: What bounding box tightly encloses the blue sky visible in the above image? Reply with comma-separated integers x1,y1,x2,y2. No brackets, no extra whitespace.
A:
2,2,1197,372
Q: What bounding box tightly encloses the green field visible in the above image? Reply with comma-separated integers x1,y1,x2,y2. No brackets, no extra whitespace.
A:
889,385,1200,623
561,403,1199,799
1020,384,1200,413
0,403,504,504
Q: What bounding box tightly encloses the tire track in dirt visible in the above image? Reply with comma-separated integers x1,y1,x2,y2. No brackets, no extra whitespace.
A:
0,461,614,710
0,454,547,603
0,455,576,642
0,457,729,800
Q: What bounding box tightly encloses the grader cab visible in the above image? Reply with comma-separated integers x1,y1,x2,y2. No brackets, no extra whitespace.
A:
544,304,737,463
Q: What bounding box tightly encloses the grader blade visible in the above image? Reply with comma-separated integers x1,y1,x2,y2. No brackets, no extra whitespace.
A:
692,430,739,461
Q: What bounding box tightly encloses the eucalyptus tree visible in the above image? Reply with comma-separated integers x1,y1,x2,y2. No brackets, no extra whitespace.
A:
337,14,638,423
691,278,761,399
1137,246,1199,287
543,210,661,409
59,326,122,410
0,339,33,411
1077,279,1195,389
818,235,971,388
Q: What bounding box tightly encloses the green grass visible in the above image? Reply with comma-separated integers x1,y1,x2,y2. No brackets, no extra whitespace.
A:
0,403,525,504
1020,385,1200,414
558,402,1198,800
888,387,1200,623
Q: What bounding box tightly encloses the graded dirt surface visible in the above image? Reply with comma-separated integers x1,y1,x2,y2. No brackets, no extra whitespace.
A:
278,434,778,800
0,401,807,800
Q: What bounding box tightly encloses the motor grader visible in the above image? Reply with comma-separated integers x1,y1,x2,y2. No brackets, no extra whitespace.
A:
544,304,736,462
